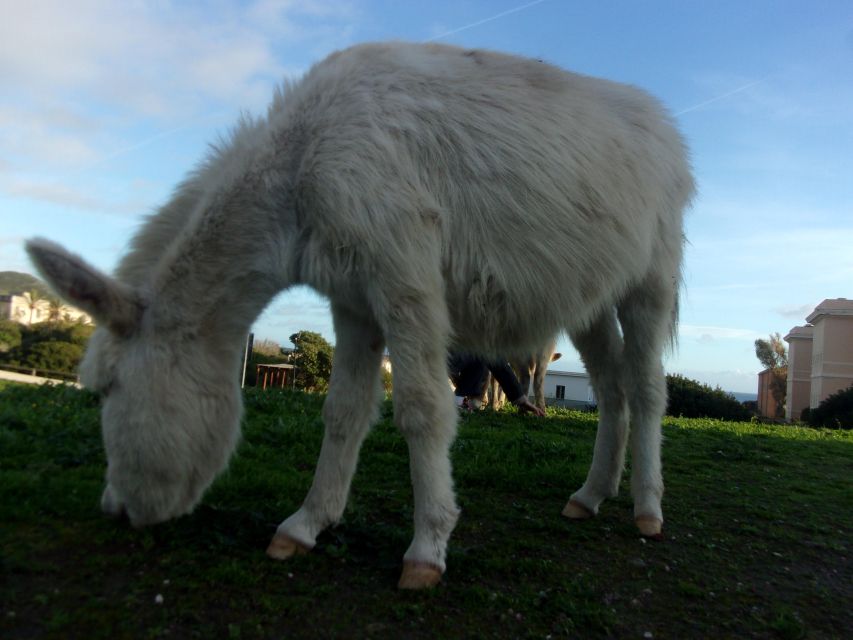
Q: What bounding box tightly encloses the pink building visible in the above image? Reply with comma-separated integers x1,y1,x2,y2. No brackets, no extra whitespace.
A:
764,298,853,422
806,298,853,408
756,368,778,419
783,325,813,422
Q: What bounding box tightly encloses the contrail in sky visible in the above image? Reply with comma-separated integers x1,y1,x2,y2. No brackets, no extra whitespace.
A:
85,0,756,175
427,0,551,42
91,125,189,168
674,77,769,116
76,1,552,173
426,1,766,121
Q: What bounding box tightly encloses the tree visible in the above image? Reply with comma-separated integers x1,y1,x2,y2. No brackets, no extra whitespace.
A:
289,331,334,392
22,290,43,325
46,297,67,324
253,338,283,357
65,323,96,346
755,332,788,418
0,321,96,373
0,319,22,353
21,341,84,374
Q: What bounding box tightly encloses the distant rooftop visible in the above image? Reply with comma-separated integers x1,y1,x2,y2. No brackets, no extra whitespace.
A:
783,325,814,342
806,298,853,323
545,369,590,379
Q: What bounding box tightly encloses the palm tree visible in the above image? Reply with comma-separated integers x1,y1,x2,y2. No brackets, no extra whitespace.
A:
22,290,43,325
46,297,66,324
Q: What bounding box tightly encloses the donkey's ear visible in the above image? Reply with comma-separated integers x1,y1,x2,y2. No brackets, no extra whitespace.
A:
25,238,142,335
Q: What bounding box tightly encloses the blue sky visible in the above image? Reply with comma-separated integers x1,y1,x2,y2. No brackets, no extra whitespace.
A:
2,1,852,393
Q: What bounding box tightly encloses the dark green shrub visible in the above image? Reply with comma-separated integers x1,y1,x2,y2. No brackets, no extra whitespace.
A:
807,385,853,429
666,374,752,421
20,341,84,374
1,321,95,375
0,319,22,353
289,331,334,392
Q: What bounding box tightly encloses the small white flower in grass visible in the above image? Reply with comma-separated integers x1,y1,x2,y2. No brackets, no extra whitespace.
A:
154,594,164,605
644,632,653,639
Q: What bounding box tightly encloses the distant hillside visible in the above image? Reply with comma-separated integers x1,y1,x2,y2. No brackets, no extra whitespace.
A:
0,271,51,297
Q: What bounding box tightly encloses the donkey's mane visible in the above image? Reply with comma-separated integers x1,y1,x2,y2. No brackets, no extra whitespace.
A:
115,114,275,291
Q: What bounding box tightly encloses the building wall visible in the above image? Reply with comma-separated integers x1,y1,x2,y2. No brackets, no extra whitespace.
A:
784,327,813,422
0,294,91,326
756,368,777,418
542,371,595,407
810,314,853,407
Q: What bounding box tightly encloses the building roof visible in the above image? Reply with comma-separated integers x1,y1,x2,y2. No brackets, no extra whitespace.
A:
806,298,853,323
783,325,814,342
545,369,589,379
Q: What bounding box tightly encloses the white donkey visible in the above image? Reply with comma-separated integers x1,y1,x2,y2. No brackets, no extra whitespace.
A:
27,42,693,590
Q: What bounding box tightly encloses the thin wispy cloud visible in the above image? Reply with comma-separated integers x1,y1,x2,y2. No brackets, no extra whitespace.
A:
0,0,356,204
775,303,816,320
680,324,762,341
1,176,155,216
427,0,551,41
675,77,770,116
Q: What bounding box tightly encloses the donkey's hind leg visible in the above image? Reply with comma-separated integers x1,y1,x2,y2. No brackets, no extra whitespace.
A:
564,310,629,519
268,303,385,559
369,271,460,589
617,275,676,538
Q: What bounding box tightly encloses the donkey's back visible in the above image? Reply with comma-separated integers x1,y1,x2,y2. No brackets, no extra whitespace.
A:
283,42,692,355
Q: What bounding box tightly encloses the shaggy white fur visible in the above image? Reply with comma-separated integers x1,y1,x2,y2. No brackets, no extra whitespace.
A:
26,41,693,588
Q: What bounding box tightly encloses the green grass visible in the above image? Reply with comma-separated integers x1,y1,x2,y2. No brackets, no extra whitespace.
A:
1,384,851,639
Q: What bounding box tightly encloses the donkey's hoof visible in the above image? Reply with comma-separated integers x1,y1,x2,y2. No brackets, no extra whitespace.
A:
266,533,311,560
635,516,663,540
562,499,594,520
398,561,443,590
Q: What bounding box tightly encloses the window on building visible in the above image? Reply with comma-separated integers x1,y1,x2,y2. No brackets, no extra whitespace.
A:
556,385,565,400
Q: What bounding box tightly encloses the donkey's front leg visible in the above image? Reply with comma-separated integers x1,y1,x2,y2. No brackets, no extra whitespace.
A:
267,304,384,559
564,313,629,519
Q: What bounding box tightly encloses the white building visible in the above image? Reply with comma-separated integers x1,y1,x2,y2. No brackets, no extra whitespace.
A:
0,293,92,326
541,370,596,408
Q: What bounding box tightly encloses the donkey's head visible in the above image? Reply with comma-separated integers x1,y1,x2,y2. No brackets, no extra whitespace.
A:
26,239,243,526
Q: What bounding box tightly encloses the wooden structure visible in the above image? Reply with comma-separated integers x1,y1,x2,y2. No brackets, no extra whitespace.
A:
256,363,297,390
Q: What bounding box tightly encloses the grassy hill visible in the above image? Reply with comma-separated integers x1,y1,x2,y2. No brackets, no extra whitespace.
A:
1,384,851,639
0,271,51,297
